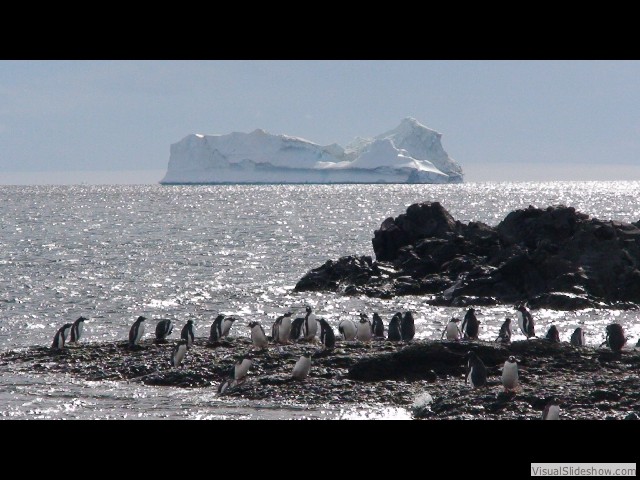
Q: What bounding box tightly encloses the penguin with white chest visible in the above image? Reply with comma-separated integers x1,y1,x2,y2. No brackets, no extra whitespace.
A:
302,306,318,341
371,313,385,339
272,312,293,344
570,327,585,347
545,325,560,343
171,340,188,368
495,318,512,343
220,316,235,338
218,356,253,393
248,321,268,350
128,316,146,348
317,318,336,350
542,399,560,420
155,319,173,342
181,319,195,348
515,304,535,338
356,313,372,343
338,318,357,341
401,312,415,342
68,316,86,344
461,308,480,340
441,318,462,341
291,353,312,380
209,314,226,343
465,351,488,388
501,356,519,392
51,323,73,350
387,313,402,341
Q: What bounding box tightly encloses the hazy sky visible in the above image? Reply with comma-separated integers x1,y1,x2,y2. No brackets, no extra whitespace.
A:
1,60,639,184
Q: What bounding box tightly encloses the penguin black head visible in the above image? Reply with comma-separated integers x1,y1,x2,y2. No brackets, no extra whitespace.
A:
215,314,225,321
451,317,460,323
505,317,512,324
248,321,259,328
507,355,517,363
306,306,312,313
359,313,369,323
187,319,193,325
77,316,87,322
137,316,146,322
467,307,475,313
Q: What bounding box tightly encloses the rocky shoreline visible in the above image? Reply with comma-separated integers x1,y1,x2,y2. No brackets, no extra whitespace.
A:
2,337,638,419
295,202,640,310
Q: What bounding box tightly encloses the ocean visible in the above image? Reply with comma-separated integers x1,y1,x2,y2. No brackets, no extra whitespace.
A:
1,182,639,419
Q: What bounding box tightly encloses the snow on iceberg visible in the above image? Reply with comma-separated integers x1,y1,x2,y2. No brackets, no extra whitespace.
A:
160,118,463,184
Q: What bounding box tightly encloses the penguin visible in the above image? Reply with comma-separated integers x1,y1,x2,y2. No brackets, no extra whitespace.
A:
155,319,173,342
302,306,318,341
515,304,535,338
461,307,480,340
542,399,560,420
501,356,519,392
317,318,336,350
441,318,462,341
290,317,304,341
387,313,402,341
545,325,560,343
356,313,372,343
496,318,512,343
220,316,235,338
171,340,188,367
128,316,146,348
248,321,268,350
603,323,626,352
181,319,195,348
570,327,585,347
464,351,488,388
51,323,73,349
291,353,312,380
218,357,253,394
401,311,416,342
272,312,293,344
69,316,87,344
209,314,225,343
371,313,385,338
338,319,357,341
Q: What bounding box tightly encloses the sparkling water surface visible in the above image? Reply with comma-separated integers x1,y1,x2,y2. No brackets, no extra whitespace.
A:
1,182,639,419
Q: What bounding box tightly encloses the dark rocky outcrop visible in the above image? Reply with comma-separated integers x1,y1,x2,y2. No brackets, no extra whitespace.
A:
295,202,640,309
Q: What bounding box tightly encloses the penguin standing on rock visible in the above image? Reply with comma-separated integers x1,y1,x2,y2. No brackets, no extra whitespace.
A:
51,323,73,350
302,306,318,341
496,318,512,343
209,315,226,343
542,399,560,420
338,319,357,341
501,356,519,392
441,318,462,341
69,316,87,344
290,317,304,341
461,308,480,340
371,313,385,339
221,317,235,338
128,316,146,348
465,351,488,388
272,312,293,344
602,323,626,352
387,313,402,341
181,319,195,348
155,319,173,342
515,304,535,338
248,321,268,350
401,312,415,342
570,327,585,347
171,340,188,367
318,318,335,350
545,325,560,343
291,353,312,380
356,313,373,343
218,357,253,393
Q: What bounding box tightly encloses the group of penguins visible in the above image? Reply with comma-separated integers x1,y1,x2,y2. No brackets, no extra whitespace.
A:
49,303,636,411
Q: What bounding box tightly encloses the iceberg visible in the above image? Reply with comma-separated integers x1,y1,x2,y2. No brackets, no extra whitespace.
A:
160,118,463,184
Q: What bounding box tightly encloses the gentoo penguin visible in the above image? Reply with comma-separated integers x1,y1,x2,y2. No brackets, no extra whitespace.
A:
318,318,336,350
465,351,488,388
221,316,235,338
171,340,188,368
128,316,146,348
515,304,535,338
496,318,512,343
218,357,253,394
603,323,626,352
387,313,402,341
248,321,268,350
501,356,519,392
272,312,293,344
545,325,560,343
371,313,385,338
356,313,373,343
69,316,87,344
209,314,226,343
570,327,585,347
291,353,312,380
155,319,173,342
290,317,304,341
441,318,462,341
542,399,560,420
181,319,195,348
461,308,480,340
51,323,73,349
302,306,318,341
401,311,416,342
338,318,357,341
